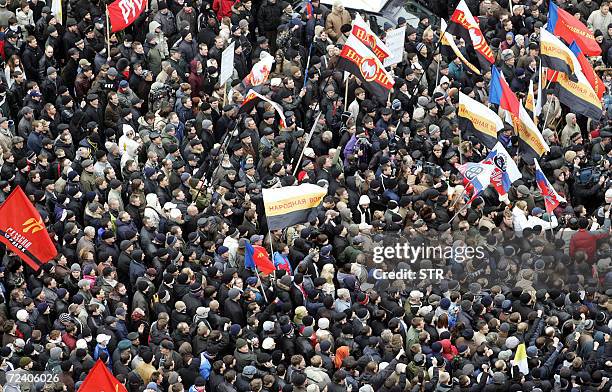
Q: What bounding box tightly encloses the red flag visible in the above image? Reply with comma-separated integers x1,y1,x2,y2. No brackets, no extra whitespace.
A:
79,360,128,392
245,241,275,275
570,41,605,99
0,187,57,271
107,0,148,33
548,2,601,57
253,245,275,275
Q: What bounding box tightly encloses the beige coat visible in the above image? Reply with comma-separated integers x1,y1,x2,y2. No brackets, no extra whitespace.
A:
325,8,351,41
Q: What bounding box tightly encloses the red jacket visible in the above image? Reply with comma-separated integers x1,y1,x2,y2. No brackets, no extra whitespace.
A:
212,0,235,20
569,229,609,261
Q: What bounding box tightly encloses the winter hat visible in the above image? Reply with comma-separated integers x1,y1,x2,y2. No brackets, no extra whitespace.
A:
262,337,275,350
505,336,520,349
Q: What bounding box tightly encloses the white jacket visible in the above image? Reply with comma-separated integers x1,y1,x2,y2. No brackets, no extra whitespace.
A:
512,207,529,236
526,215,559,231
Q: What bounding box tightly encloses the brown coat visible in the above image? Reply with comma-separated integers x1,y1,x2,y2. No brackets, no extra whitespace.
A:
325,8,351,41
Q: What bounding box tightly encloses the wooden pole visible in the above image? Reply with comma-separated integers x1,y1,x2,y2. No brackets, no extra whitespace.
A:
344,78,349,111
458,126,463,165
268,229,275,263
223,82,228,106
253,265,269,303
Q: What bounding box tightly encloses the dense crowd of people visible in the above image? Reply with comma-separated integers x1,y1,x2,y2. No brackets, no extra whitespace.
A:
0,0,609,391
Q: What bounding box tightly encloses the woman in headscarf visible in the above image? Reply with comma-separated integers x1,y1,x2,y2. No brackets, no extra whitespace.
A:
144,193,162,230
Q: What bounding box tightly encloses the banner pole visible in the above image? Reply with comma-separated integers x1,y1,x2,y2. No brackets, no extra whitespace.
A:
292,112,322,177
344,78,349,111
449,187,467,211
303,42,314,89
548,222,555,240
223,82,228,106
105,5,111,61
458,126,463,164
435,58,440,87
267,229,275,263
448,201,470,224
253,265,269,303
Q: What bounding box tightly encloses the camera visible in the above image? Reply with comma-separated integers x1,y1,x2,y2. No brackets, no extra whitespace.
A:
416,160,443,177
575,166,603,185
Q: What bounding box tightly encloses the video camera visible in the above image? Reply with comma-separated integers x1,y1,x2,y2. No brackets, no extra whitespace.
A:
416,160,443,178
575,166,604,186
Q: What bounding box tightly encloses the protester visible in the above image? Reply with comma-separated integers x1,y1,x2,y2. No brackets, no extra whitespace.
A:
0,0,610,392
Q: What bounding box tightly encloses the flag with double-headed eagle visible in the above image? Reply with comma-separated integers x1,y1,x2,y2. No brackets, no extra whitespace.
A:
337,33,394,104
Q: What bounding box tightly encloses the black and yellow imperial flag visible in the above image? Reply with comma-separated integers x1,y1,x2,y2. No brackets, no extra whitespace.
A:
556,70,603,120
337,33,394,104
263,184,327,230
458,92,504,149
539,29,579,76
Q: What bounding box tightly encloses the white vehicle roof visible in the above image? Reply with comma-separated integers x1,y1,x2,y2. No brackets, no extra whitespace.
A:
319,0,387,14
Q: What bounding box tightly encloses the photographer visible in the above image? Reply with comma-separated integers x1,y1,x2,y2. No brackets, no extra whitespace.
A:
572,166,606,213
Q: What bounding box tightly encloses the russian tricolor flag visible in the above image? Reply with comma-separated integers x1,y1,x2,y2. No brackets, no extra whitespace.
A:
534,159,566,214
305,0,314,19
482,142,521,198
489,66,520,118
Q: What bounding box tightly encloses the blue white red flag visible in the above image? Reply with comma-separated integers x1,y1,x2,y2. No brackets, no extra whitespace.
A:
482,142,521,197
458,162,495,200
305,0,314,19
489,66,520,118
534,159,566,213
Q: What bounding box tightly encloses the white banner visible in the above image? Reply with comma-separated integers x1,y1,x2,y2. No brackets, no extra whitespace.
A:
220,42,235,85
383,26,406,67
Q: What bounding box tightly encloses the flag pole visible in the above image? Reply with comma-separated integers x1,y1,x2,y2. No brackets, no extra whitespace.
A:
267,229,275,268
292,112,322,177
223,82,228,106
303,42,314,89
105,5,111,61
544,70,557,90
448,201,470,224
344,77,349,111
253,265,269,303
458,126,463,164
449,187,467,211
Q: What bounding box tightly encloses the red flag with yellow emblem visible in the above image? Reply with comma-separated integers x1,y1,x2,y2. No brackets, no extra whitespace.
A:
0,186,57,271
